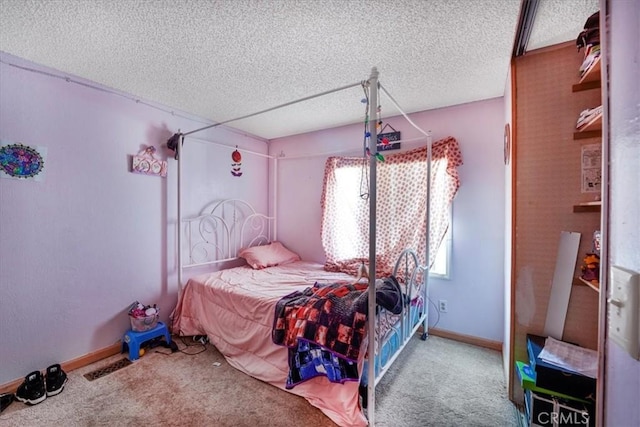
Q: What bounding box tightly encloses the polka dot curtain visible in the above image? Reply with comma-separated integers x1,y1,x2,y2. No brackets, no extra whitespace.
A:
321,136,463,279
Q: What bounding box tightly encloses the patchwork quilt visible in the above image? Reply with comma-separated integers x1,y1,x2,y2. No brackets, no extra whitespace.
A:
272,277,403,388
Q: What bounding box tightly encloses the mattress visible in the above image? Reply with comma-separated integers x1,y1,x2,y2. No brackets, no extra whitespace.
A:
171,260,368,427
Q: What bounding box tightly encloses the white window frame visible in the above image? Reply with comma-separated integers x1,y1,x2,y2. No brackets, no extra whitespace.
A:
429,205,452,279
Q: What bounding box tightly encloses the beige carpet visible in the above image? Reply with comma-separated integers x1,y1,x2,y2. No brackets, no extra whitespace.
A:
0,335,520,427
375,335,520,426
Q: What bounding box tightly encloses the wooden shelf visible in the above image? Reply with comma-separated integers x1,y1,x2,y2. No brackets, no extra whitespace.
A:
572,55,602,288
575,276,600,293
573,202,601,213
574,130,601,140
573,56,601,91
574,112,602,139
573,79,601,92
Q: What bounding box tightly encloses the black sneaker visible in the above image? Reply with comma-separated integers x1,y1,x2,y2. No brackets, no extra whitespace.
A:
45,364,68,397
15,371,46,405
0,393,14,413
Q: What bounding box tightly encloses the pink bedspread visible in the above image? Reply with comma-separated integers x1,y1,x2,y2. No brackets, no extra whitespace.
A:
171,261,368,427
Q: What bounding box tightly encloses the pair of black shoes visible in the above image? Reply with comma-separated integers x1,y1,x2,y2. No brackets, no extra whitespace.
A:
14,364,68,406
0,393,14,413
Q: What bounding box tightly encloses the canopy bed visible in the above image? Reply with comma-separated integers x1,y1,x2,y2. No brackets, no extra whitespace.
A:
169,68,462,426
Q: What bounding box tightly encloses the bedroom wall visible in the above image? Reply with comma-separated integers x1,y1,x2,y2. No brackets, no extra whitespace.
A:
0,52,269,385
268,97,506,343
503,63,514,384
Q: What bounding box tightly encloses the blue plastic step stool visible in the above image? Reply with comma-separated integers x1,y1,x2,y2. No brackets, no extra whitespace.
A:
122,321,171,361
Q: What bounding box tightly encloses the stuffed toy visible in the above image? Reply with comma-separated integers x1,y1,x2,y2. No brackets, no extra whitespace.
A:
580,253,600,283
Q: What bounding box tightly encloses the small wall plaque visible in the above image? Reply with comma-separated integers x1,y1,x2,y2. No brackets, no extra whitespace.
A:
377,124,401,151
131,146,167,177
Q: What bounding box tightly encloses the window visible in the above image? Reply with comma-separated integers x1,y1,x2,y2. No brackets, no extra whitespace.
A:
429,207,452,278
321,139,462,278
331,164,452,277
329,165,368,260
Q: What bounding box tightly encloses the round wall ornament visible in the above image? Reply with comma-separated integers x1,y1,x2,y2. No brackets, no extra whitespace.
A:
504,123,511,165
0,143,44,178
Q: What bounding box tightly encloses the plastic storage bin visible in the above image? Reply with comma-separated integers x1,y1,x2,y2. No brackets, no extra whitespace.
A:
129,312,159,332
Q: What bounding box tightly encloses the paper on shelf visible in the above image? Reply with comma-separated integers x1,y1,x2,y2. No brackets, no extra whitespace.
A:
582,144,602,193
538,336,598,379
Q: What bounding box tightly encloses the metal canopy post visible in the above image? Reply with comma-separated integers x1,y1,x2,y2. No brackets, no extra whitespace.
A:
177,133,185,289
366,66,379,426
423,132,432,339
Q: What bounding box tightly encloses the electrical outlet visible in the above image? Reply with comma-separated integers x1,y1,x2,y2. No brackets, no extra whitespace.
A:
439,299,448,313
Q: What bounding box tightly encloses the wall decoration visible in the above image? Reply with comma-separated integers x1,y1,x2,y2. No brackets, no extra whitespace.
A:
504,123,511,165
581,144,601,193
376,124,401,151
231,147,242,177
131,146,167,177
0,140,47,181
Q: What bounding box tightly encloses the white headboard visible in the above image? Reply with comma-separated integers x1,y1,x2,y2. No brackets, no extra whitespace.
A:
182,199,274,269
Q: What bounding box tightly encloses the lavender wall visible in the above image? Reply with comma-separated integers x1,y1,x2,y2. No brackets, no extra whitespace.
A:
0,52,269,385
604,0,640,425
503,65,514,383
0,51,509,385
269,97,506,342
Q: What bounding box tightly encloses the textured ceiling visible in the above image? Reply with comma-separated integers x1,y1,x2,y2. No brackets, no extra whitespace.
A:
528,0,599,51
0,0,598,140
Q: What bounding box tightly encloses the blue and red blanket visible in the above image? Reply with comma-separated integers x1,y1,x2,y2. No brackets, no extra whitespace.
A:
272,278,403,389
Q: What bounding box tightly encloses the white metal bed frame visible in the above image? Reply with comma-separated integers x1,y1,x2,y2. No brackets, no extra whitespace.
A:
172,67,434,425
181,199,273,269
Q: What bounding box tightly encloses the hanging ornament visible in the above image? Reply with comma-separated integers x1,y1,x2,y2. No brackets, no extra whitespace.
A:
232,149,242,163
231,147,242,177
